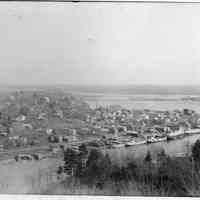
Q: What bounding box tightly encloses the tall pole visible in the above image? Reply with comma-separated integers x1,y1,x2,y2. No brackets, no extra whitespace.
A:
192,156,194,193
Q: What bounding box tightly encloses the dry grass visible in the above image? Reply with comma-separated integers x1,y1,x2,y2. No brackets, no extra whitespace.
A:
41,179,142,196
0,157,62,194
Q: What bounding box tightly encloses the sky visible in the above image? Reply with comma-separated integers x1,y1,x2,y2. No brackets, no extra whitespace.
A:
0,2,200,86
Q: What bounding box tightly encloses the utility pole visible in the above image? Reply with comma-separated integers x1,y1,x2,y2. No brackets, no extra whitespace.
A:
192,156,194,193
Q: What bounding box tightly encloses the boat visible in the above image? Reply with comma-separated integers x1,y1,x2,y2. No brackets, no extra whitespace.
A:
125,140,146,147
185,129,200,135
167,131,185,140
112,140,122,144
147,136,167,143
155,136,167,142
112,143,125,148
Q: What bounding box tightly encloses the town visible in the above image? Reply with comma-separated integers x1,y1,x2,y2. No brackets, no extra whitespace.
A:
86,104,200,148
0,90,199,162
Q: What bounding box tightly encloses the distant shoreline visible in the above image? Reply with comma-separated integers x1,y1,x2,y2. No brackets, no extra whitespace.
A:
78,94,200,102
1,84,200,95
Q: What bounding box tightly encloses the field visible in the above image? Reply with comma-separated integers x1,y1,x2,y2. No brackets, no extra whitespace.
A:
0,157,62,194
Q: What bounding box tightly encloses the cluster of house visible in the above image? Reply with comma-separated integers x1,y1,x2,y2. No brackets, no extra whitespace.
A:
47,128,77,143
1,90,200,152
14,153,46,161
0,92,85,151
0,121,79,151
84,106,200,147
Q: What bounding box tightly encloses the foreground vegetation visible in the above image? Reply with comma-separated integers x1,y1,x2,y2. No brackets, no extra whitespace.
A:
44,140,200,196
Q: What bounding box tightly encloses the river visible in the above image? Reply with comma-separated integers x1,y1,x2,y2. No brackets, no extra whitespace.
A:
104,134,200,165
82,93,200,113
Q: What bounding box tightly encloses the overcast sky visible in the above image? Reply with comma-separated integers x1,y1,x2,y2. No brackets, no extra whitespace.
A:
0,2,200,86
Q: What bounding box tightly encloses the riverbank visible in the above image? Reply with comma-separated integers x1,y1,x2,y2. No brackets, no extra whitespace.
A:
48,139,200,196
82,93,200,113
0,131,200,194
105,133,200,166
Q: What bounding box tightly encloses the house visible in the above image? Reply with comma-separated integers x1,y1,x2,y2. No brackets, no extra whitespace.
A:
46,128,54,135
68,129,77,135
100,127,110,134
16,115,26,122
62,136,69,142
125,130,139,137
58,135,63,143
0,125,9,135
36,128,44,133
0,132,8,136
21,136,28,144
55,110,64,118
62,135,77,142
15,154,33,161
9,127,14,134
165,122,179,131
32,153,45,160
164,126,171,133
9,136,19,140
183,109,194,116
80,127,90,134
118,126,127,132
179,121,190,132
153,125,165,133
9,95,15,101
38,113,47,120
44,97,50,103
23,123,33,130
0,145,4,151
52,147,61,153
48,135,59,143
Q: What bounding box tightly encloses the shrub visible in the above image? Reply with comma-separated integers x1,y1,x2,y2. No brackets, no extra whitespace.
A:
63,148,80,176
192,140,200,165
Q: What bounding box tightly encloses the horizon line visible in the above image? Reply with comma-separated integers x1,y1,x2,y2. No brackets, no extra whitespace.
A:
0,83,200,88
2,0,200,3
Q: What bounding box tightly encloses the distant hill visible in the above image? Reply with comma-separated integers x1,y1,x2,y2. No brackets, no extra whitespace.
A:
0,90,92,121
1,85,200,95
56,85,200,95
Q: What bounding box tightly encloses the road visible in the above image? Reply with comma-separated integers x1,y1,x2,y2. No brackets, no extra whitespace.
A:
0,145,50,160
0,138,96,160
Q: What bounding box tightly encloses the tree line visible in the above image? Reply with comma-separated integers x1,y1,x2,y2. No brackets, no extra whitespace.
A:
57,140,200,196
